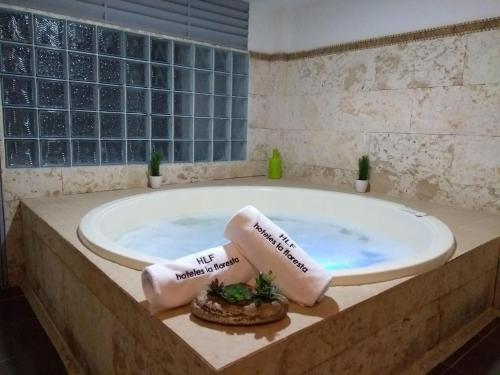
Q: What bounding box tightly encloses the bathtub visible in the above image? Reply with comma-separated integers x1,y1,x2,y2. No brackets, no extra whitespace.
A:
78,185,456,285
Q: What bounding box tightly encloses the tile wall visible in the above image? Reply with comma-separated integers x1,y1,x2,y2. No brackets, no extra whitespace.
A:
249,29,500,215
0,8,249,167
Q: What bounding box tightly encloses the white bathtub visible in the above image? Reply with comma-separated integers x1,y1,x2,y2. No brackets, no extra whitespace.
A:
78,186,456,285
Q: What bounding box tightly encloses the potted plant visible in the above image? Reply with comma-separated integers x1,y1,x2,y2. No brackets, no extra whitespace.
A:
355,155,370,193
149,151,162,189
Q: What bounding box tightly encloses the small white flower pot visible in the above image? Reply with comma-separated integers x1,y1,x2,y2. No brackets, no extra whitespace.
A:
149,175,162,189
355,179,369,193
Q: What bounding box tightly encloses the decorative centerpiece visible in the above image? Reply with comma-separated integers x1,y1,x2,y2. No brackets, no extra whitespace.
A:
148,151,162,189
191,272,288,325
355,154,370,193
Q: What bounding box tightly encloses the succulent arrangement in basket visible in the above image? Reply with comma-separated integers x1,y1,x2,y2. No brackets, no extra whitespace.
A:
191,271,288,325
207,272,281,305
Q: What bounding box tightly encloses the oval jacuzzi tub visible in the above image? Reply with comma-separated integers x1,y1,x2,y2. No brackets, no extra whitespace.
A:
78,186,456,285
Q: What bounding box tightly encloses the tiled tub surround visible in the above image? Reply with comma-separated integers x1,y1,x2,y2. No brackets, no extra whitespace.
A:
20,178,500,374
0,8,249,168
248,28,500,215
0,5,262,286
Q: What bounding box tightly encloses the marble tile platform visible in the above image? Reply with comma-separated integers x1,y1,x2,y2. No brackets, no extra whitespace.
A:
20,177,500,374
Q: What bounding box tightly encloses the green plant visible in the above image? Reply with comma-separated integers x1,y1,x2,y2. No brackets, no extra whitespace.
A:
358,155,370,181
253,271,280,305
206,272,281,306
149,151,162,176
222,284,253,304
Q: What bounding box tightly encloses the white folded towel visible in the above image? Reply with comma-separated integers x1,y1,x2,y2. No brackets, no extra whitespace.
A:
224,205,333,306
141,242,257,313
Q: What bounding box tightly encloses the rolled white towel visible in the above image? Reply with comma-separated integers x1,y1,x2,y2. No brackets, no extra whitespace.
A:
142,243,257,313
224,205,333,306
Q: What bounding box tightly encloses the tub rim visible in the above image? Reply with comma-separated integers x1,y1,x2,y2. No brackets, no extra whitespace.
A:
78,185,456,285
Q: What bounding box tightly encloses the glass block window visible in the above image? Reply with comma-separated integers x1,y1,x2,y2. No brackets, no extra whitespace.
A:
0,8,248,168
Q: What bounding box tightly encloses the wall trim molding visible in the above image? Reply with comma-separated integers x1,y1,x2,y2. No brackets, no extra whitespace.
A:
250,16,500,61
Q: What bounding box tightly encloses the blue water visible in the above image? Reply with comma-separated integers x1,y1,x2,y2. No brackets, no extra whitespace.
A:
116,212,413,270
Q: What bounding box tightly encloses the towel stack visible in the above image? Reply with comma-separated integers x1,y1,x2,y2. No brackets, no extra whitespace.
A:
142,205,333,312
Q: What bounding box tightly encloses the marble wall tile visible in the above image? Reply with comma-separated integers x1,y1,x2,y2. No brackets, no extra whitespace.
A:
61,166,128,195
368,133,455,176
287,94,322,130
450,135,500,188
2,168,63,203
336,88,414,132
374,36,466,90
287,88,414,133
322,49,376,93
161,163,213,184
441,184,500,214
305,130,368,169
1,167,64,285
286,56,328,95
400,175,500,215
280,162,357,189
224,160,266,179
464,29,500,85
125,165,148,188
267,95,290,129
111,319,173,375
163,161,264,184
249,58,270,95
411,85,500,136
398,173,442,202
247,128,282,161
281,161,313,180
308,301,441,375
287,49,375,96
367,168,402,197
442,241,499,289
31,240,120,374
248,94,270,129
275,130,311,166
438,270,496,340
269,60,288,95
308,93,341,130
